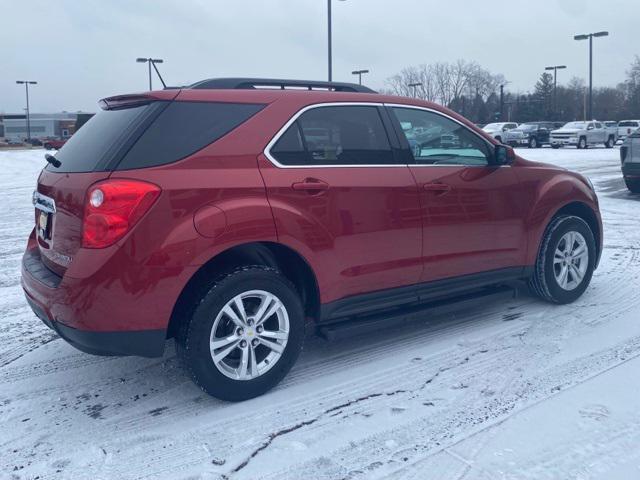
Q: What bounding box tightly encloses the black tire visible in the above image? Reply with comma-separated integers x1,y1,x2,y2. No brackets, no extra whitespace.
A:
44,143,52,150
528,137,538,148
176,266,305,401
625,177,640,193
605,136,615,148
528,215,596,304
577,137,587,149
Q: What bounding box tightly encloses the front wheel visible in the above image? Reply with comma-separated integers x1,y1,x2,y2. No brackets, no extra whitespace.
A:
528,137,538,148
528,215,596,304
176,266,305,401
577,137,587,149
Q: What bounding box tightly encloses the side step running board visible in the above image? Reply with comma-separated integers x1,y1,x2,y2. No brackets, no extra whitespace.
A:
317,285,517,341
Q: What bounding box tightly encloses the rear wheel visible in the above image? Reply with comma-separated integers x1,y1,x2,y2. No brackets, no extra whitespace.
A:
528,215,596,304
176,266,305,401
528,137,538,148
605,136,615,148
625,177,640,193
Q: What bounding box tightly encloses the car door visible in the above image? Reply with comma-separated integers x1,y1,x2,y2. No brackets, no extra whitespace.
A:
387,105,527,283
259,103,423,304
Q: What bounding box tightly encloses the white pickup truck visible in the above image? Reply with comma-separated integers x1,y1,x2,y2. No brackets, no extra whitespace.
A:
550,121,616,149
618,120,640,142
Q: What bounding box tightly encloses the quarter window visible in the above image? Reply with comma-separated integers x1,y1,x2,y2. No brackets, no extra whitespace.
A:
392,107,491,166
270,105,394,166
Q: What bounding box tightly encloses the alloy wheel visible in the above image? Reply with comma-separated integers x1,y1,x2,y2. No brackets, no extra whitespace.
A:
209,290,290,380
553,231,589,291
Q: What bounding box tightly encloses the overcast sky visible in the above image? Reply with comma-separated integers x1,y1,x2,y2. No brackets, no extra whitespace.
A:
1,0,638,113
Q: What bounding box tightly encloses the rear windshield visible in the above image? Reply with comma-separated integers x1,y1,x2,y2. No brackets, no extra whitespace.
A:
619,121,639,127
49,104,153,173
49,101,265,173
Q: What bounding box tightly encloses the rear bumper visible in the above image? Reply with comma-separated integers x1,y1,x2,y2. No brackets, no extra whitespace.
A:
24,292,164,356
23,287,165,357
20,230,195,358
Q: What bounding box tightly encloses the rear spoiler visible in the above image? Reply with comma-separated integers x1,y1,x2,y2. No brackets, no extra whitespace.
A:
99,90,180,110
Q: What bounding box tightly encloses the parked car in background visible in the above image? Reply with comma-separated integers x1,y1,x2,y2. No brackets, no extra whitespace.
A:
43,138,68,150
482,122,518,143
550,121,615,149
22,78,602,401
505,122,558,148
618,120,640,142
25,138,43,147
621,130,640,193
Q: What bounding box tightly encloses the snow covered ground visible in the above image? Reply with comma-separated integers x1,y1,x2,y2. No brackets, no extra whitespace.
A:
1,147,639,480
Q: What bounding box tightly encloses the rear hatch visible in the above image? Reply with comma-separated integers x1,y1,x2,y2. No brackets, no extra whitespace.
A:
35,94,174,275
34,91,266,276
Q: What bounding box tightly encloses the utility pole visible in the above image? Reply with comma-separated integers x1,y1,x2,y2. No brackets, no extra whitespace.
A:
16,80,37,142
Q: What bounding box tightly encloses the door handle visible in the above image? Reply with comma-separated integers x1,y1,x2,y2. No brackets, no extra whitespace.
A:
423,183,451,195
292,178,329,192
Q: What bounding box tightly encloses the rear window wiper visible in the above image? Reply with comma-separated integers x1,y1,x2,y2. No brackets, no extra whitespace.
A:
45,153,61,168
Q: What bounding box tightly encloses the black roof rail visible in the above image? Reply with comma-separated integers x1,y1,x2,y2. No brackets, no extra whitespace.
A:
187,77,377,93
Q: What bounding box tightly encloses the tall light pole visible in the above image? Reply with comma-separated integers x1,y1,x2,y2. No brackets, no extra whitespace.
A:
408,82,422,98
16,80,37,142
136,58,165,90
327,0,346,82
351,69,369,85
545,65,567,119
574,31,608,120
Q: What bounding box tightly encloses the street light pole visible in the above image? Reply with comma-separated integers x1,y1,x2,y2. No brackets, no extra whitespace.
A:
136,58,165,90
545,65,567,119
574,31,608,120
408,82,422,98
16,80,37,142
351,69,369,85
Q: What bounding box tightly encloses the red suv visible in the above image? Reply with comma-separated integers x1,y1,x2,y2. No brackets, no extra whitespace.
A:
22,78,602,401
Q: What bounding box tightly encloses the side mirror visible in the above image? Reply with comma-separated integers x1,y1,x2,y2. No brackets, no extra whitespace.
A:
502,127,509,132
494,144,515,165
587,125,594,130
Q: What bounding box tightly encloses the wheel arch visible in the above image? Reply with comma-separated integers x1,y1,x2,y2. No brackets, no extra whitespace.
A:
167,242,320,338
531,200,602,270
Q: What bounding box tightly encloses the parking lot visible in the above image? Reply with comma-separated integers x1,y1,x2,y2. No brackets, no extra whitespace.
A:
1,146,639,479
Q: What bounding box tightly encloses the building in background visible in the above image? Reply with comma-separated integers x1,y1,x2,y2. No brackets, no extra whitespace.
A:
0,112,94,141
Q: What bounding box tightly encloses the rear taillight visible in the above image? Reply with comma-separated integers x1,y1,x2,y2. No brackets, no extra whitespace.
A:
82,179,161,249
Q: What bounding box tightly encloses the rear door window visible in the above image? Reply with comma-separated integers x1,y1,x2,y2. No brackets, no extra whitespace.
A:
117,102,265,170
269,105,394,166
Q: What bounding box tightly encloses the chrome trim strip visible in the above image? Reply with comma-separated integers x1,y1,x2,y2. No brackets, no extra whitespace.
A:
32,191,56,214
262,101,500,169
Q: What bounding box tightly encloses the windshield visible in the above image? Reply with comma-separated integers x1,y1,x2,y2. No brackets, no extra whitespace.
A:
515,124,538,131
482,123,503,131
563,122,587,129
